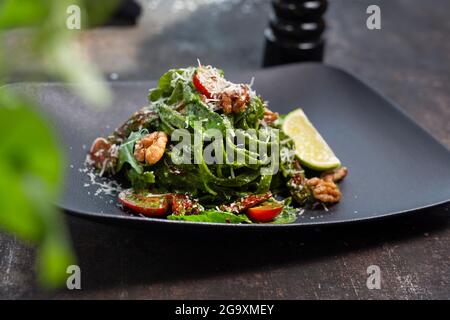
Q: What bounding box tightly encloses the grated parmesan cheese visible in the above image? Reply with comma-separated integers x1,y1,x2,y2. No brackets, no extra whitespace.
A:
81,155,123,197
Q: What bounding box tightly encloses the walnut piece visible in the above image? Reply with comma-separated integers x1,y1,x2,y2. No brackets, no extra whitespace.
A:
263,107,279,124
134,131,168,165
321,166,348,183
217,85,250,114
306,177,342,204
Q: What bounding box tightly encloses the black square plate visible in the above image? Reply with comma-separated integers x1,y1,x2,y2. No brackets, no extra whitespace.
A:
10,63,450,228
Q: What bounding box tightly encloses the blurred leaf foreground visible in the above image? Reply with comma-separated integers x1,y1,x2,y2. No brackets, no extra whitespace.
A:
0,0,118,288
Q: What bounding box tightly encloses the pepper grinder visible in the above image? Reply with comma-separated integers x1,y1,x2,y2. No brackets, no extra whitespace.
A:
263,0,328,67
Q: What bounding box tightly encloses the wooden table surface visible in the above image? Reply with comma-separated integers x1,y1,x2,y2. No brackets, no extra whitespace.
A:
1,0,449,299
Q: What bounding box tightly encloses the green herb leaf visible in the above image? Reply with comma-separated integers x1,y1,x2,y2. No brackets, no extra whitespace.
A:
270,206,299,224
0,91,74,288
117,131,145,174
127,170,155,190
168,210,252,224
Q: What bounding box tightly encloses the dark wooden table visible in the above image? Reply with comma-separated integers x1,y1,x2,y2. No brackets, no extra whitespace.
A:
1,0,449,299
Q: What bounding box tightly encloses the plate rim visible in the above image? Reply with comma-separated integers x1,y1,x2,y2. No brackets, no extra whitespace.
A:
60,199,450,229
8,63,450,228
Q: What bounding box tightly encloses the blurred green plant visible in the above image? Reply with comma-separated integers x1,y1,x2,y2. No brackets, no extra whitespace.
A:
0,0,118,288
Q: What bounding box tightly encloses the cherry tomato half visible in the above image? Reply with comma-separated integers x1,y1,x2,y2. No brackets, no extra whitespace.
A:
221,192,272,214
118,189,170,217
192,71,213,98
171,194,202,215
246,202,284,223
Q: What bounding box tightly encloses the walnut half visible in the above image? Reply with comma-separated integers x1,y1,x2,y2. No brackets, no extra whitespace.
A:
306,178,342,204
306,167,348,204
263,107,279,124
134,131,168,165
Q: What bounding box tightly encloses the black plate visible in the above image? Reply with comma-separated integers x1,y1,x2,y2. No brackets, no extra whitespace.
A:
11,64,450,228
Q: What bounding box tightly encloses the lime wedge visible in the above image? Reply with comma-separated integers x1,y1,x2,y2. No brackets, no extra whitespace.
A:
282,108,341,171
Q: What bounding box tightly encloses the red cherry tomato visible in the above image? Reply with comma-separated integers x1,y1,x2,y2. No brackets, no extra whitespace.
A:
220,192,272,214
246,203,283,223
118,189,170,217
192,71,213,98
171,194,202,215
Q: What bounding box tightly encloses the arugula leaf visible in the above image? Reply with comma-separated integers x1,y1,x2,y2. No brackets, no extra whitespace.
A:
167,82,184,105
126,169,155,190
236,96,265,130
158,104,187,129
270,206,298,224
167,210,252,224
149,88,163,102
158,70,176,93
256,174,273,194
187,101,230,133
148,70,177,102
149,68,196,104
117,131,145,174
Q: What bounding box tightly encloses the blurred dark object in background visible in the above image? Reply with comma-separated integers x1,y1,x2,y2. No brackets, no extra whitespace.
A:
263,0,327,67
103,0,142,26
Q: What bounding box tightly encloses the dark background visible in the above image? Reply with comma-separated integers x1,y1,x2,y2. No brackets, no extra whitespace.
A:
0,0,449,299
